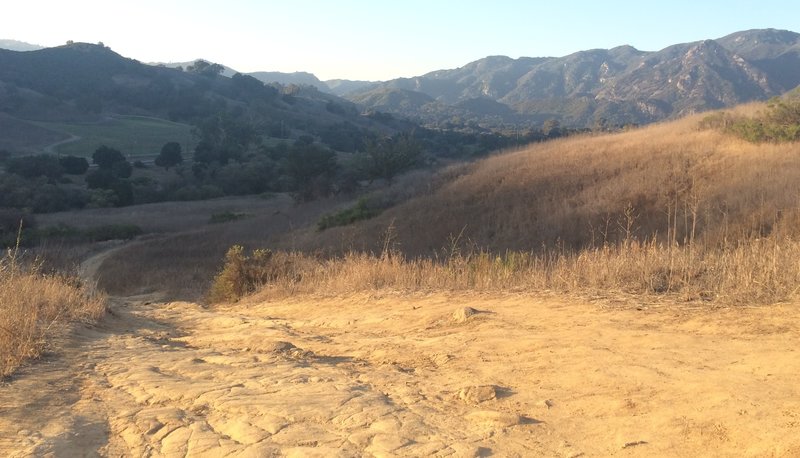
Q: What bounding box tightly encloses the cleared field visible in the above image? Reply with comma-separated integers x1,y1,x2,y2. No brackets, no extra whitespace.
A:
33,116,196,158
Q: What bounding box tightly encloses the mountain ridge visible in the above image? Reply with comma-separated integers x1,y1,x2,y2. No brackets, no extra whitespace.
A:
3,29,799,129
344,28,800,127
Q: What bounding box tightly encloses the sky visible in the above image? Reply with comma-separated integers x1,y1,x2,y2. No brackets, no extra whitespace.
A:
3,0,799,81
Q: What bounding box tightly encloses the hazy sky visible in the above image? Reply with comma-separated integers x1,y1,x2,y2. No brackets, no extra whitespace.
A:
3,0,799,81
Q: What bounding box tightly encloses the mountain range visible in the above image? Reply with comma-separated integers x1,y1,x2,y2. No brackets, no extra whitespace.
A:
344,29,800,127
2,29,799,129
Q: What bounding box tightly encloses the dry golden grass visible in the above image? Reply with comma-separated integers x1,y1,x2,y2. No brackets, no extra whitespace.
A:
86,102,800,307
94,195,347,299
292,106,800,256
0,253,106,377
227,231,800,307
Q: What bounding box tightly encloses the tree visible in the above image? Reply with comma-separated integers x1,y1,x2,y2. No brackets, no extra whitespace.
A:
187,59,225,77
86,169,116,189
542,119,561,137
58,155,89,175
92,145,125,169
155,142,183,170
111,160,132,179
365,133,422,182
6,154,63,181
285,144,338,201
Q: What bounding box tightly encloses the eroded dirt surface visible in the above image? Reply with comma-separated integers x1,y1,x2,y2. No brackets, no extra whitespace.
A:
2,292,799,457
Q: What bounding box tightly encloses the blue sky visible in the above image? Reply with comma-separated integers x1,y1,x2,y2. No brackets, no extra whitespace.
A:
3,0,798,80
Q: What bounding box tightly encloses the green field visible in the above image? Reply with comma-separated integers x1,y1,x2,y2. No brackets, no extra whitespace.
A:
34,116,197,158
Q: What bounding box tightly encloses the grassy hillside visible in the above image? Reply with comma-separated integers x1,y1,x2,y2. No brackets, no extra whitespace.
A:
90,101,800,306
296,103,800,255
0,113,68,153
32,116,196,157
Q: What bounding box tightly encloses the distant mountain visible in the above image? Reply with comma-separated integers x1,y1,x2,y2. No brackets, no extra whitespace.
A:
0,43,402,146
153,61,335,92
325,79,378,96
0,39,43,52
247,71,328,91
345,28,800,127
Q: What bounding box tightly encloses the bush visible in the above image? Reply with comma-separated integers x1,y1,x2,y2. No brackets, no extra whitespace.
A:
6,154,63,180
0,208,35,247
208,246,303,303
58,155,90,175
84,224,143,242
712,95,800,143
209,211,250,224
317,198,380,231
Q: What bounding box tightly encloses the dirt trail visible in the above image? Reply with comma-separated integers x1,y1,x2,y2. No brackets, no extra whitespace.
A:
2,271,800,455
43,134,81,155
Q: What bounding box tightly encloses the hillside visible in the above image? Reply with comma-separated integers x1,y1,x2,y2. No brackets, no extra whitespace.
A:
0,43,388,141
346,28,800,128
281,103,800,258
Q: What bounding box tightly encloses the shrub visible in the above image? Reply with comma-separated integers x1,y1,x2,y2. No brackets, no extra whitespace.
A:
317,198,380,231
6,154,63,180
0,208,35,247
209,211,250,224
58,155,90,175
712,95,800,143
208,246,304,303
84,224,143,242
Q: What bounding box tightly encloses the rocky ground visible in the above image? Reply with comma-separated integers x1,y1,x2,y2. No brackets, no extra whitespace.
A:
2,289,799,456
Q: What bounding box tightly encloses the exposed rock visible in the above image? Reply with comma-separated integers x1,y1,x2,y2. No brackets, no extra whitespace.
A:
458,385,498,404
452,306,480,323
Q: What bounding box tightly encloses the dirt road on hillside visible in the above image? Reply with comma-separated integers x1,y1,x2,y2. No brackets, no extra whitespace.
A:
2,281,800,455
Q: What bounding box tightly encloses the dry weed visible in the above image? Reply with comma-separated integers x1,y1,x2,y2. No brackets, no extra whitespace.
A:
0,252,106,377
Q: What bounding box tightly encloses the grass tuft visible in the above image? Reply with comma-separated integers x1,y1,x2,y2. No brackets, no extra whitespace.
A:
0,251,106,377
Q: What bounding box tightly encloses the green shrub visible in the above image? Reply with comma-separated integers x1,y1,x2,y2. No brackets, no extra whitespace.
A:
317,198,380,231
712,94,800,143
209,211,250,224
34,223,81,240
84,224,143,242
0,208,35,248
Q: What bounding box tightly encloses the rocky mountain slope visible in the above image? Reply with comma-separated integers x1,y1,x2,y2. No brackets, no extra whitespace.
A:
345,28,800,127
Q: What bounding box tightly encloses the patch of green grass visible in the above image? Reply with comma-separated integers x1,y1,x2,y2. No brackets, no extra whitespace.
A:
33,116,196,158
209,212,251,224
33,223,143,242
84,224,143,241
317,198,380,231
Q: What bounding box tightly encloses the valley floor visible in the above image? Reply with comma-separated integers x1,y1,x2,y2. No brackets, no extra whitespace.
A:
2,288,799,457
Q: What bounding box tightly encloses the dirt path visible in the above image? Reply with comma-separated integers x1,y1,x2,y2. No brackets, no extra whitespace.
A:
43,134,81,155
2,281,800,455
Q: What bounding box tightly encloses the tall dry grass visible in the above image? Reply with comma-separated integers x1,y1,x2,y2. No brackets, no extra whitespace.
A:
221,231,800,307
0,252,106,377
291,106,800,256
95,103,800,306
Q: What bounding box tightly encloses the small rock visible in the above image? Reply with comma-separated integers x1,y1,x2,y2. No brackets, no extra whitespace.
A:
622,440,647,449
466,410,521,427
452,306,480,323
458,385,498,404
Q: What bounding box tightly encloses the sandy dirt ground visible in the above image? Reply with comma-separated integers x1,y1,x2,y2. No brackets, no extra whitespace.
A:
1,288,799,457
